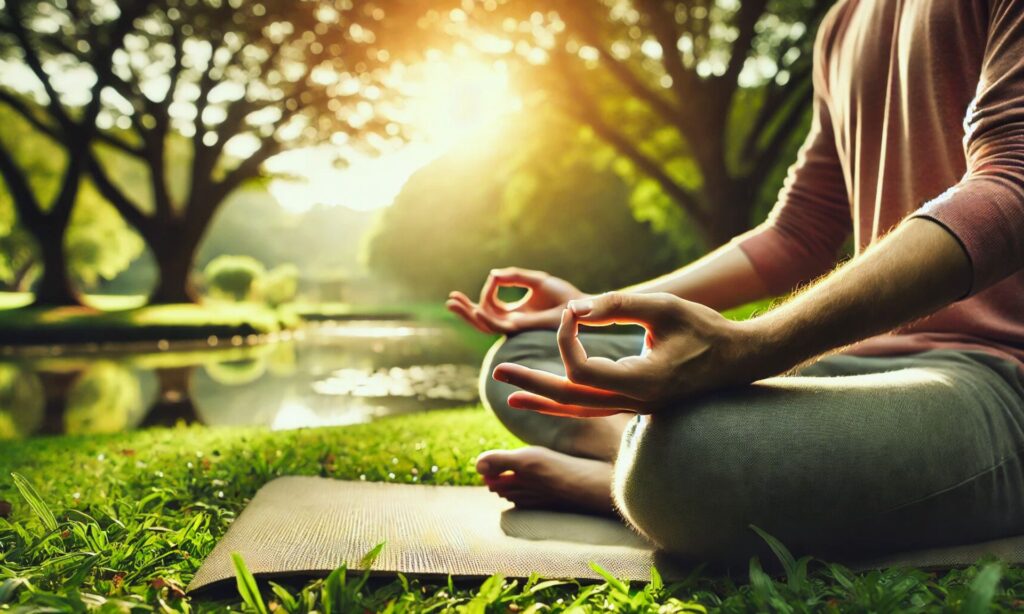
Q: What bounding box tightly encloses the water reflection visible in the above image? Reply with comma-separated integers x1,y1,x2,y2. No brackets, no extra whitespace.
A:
0,364,44,438
64,363,157,435
1,321,485,439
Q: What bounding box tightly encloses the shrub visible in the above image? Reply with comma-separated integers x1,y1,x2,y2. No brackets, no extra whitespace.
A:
264,263,299,307
204,255,266,302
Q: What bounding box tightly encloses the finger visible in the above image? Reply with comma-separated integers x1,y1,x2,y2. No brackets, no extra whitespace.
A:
446,299,494,334
449,294,508,333
553,307,652,396
475,308,516,334
508,391,632,418
481,268,548,312
446,299,490,333
449,291,480,311
568,292,677,328
449,292,484,317
450,292,517,334
557,307,588,371
492,362,643,409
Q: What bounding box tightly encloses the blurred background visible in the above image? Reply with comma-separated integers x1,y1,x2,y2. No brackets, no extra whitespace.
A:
0,0,831,438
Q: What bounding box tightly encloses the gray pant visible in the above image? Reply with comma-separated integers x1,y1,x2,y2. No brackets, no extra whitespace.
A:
481,330,1024,566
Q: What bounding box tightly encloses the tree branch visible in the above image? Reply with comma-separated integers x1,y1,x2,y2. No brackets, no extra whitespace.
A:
721,0,768,89
7,3,74,133
0,89,61,142
0,140,44,230
634,0,699,113
562,5,688,136
551,53,709,228
85,151,155,238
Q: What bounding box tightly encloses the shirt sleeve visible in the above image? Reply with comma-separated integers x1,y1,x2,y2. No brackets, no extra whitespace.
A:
736,16,852,297
910,0,1024,295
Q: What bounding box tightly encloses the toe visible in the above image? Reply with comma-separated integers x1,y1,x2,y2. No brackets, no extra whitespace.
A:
476,449,525,477
483,473,517,490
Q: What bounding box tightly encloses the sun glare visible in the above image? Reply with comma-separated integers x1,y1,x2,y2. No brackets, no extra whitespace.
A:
266,57,519,214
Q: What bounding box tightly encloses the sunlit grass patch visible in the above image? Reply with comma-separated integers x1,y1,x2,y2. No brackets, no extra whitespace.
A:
0,302,295,345
1,408,1022,612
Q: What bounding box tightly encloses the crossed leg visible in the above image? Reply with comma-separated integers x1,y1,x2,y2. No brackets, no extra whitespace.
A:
476,330,638,514
479,330,1024,566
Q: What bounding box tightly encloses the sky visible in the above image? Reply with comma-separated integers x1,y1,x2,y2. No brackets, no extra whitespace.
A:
264,58,520,214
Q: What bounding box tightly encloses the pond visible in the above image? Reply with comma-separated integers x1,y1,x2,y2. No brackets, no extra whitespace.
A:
0,320,491,439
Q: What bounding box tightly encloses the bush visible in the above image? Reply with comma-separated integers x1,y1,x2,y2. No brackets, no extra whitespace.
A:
204,255,266,302
263,263,299,307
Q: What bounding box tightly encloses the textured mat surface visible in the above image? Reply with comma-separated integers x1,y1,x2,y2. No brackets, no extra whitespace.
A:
188,477,657,592
189,476,1024,592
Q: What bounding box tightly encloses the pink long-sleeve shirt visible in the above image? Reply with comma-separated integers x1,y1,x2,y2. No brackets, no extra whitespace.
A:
738,0,1024,369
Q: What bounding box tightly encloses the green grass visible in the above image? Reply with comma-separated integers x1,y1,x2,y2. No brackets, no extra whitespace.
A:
2,408,1023,612
0,292,149,312
0,302,297,345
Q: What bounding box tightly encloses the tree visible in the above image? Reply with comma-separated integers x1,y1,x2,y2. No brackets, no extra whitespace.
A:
0,0,150,305
461,0,833,248
203,254,265,301
366,112,681,299
3,0,436,304
0,104,145,298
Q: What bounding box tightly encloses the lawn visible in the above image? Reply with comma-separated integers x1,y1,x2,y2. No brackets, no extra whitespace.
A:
0,302,297,345
1,408,1021,612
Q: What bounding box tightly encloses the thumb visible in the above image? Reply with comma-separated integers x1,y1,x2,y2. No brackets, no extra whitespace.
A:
567,292,678,328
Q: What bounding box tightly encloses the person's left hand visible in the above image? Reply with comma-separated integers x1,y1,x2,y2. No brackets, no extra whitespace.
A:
491,292,770,417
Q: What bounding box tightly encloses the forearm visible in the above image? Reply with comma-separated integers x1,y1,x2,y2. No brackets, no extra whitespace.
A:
621,237,772,311
747,218,971,373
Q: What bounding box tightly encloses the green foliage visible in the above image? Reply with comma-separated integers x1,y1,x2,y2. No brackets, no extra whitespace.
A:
263,264,300,307
1,409,1023,612
233,553,270,614
63,362,145,435
204,255,267,302
66,183,147,290
0,364,44,439
366,113,682,300
0,107,147,292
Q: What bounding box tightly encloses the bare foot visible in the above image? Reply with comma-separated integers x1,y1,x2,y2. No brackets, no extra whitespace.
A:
476,446,615,516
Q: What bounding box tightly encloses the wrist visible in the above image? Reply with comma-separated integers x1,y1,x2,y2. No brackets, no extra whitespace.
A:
735,312,804,379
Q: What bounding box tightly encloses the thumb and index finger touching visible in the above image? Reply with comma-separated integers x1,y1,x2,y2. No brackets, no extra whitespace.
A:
480,267,549,312
553,292,677,398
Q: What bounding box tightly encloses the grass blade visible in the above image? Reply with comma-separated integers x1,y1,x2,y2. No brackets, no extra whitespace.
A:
359,541,385,569
11,473,57,533
231,553,268,614
749,525,796,576
962,562,1002,614
588,561,629,595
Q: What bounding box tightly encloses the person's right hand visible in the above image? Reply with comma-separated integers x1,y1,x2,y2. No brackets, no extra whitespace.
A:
446,268,587,334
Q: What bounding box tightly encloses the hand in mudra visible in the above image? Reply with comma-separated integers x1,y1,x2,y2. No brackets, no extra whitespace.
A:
491,292,765,417
446,267,587,334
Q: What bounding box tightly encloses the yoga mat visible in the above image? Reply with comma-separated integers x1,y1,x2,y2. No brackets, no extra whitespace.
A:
188,476,1024,593
188,477,660,593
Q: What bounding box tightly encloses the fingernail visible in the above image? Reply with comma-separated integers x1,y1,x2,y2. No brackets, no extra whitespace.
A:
492,367,509,382
569,300,593,316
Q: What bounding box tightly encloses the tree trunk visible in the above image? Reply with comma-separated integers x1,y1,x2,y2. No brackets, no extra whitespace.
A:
149,233,200,304
699,175,758,248
31,227,80,307
150,248,198,304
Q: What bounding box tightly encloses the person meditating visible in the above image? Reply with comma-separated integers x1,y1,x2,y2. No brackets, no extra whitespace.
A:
447,0,1024,565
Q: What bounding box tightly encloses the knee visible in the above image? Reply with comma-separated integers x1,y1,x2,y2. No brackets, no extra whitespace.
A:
479,330,557,416
613,408,758,565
